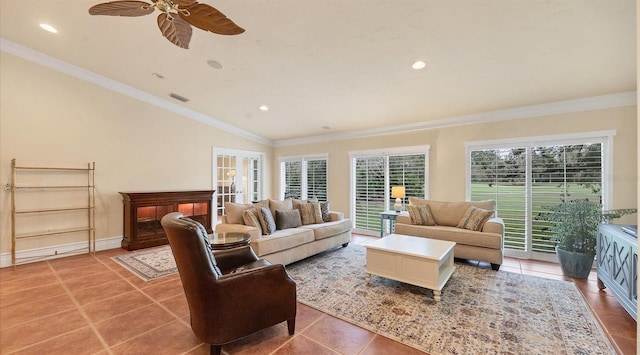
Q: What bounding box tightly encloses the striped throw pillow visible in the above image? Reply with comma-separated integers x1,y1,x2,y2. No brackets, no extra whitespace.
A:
242,208,261,229
407,204,436,226
457,206,494,231
298,202,323,225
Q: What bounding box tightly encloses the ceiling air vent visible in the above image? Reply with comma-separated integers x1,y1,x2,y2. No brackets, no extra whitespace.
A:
169,93,189,102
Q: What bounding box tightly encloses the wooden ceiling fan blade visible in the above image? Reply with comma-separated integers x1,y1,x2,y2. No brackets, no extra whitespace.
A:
89,1,154,16
173,0,197,6
179,3,244,35
157,13,192,49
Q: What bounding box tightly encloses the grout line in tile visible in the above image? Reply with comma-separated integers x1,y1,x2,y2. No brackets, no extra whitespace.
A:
47,255,113,355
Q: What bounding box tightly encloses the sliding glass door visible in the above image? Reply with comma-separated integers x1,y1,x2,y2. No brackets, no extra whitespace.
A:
350,146,429,235
467,133,610,261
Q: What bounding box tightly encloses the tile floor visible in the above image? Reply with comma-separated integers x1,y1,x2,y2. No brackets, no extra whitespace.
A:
0,234,636,354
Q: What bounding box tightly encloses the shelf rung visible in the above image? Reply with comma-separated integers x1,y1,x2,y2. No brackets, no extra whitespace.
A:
15,207,94,214
14,185,94,189
15,227,95,239
14,166,93,171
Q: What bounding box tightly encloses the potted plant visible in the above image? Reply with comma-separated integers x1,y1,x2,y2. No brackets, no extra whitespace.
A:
538,199,636,279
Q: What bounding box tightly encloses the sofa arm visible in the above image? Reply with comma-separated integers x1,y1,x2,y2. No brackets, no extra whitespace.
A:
215,223,261,240
482,217,504,235
328,211,344,221
396,212,411,224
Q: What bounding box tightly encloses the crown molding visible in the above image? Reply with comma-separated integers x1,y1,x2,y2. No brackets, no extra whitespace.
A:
273,91,637,147
0,38,273,147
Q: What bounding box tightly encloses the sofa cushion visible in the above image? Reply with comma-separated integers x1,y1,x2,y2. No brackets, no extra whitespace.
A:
407,198,496,227
253,199,269,209
276,209,302,230
269,199,293,220
304,219,351,240
407,204,436,226
224,202,254,225
394,224,502,249
457,206,494,231
250,228,315,256
242,208,261,229
298,202,323,225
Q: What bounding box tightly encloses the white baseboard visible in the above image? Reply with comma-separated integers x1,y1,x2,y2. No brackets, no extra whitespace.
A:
0,236,123,268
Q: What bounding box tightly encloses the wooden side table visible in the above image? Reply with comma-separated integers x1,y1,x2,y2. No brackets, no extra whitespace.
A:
380,211,400,237
209,232,251,250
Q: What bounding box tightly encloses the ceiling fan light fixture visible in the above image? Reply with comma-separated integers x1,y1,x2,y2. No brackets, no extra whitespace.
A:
412,60,426,70
39,23,58,33
88,0,245,49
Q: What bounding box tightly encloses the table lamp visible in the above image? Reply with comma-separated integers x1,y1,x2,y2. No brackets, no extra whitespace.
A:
391,186,405,212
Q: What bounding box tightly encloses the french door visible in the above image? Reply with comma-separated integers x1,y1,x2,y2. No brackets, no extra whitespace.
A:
213,148,264,223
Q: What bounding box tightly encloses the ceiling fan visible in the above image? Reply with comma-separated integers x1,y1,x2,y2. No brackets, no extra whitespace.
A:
88,0,244,49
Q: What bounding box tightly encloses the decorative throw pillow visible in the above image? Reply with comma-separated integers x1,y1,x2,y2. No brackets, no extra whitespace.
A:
320,202,330,222
259,207,276,235
292,199,307,211
298,202,323,225
224,202,254,225
407,204,436,226
276,209,302,230
457,206,494,231
242,208,261,229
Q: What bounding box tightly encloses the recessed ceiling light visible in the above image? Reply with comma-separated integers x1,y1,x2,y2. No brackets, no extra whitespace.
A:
206,60,223,69
259,105,269,111
152,73,164,79
412,60,426,70
39,23,58,33
322,126,331,130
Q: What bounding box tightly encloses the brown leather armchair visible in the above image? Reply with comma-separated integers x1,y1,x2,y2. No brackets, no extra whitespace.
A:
160,212,297,355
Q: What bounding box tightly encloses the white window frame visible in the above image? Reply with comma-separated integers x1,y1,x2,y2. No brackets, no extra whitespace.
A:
279,154,329,200
465,130,614,262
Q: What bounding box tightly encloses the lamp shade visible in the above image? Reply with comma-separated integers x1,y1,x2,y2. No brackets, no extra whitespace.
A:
391,186,405,199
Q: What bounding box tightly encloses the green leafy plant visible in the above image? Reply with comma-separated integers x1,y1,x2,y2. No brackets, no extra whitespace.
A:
538,199,636,255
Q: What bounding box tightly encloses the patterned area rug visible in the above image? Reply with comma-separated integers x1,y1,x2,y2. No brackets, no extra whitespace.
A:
286,245,615,355
112,246,177,281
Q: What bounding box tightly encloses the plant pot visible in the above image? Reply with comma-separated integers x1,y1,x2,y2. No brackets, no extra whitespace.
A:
555,246,595,279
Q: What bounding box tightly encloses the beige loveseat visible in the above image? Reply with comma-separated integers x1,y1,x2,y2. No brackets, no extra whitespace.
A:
394,198,504,270
215,199,351,265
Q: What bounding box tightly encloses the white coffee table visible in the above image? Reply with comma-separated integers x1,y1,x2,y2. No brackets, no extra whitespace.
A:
365,234,456,302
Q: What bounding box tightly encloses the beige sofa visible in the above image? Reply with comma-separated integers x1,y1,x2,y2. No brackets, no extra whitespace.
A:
394,198,504,270
215,199,351,266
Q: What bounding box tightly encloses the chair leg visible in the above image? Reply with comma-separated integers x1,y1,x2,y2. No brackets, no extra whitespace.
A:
287,317,296,335
210,344,222,355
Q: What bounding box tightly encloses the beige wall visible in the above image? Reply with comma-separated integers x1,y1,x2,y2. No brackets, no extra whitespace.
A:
274,106,637,223
2,50,637,260
0,53,272,254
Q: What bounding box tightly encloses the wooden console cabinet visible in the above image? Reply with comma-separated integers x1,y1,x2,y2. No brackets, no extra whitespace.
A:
597,224,637,321
120,190,214,250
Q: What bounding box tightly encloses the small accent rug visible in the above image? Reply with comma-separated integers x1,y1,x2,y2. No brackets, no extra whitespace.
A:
286,245,615,355
112,246,177,281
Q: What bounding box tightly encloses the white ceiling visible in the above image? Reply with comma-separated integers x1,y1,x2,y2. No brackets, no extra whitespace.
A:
0,0,636,144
